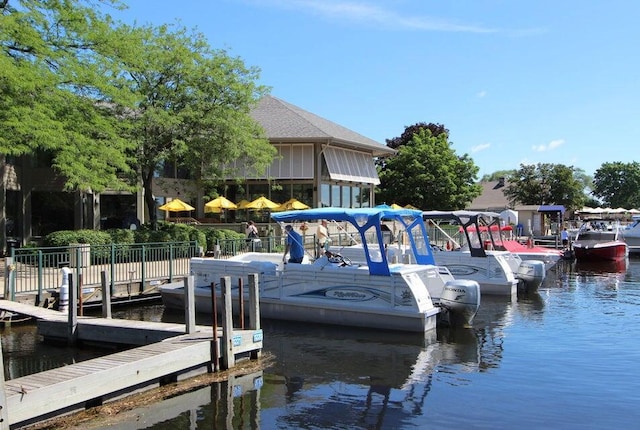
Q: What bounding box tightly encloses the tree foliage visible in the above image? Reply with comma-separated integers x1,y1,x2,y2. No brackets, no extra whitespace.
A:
503,163,585,211
1,0,136,192
385,122,449,150
113,23,275,225
1,1,276,226
480,170,516,182
592,162,640,208
376,124,481,210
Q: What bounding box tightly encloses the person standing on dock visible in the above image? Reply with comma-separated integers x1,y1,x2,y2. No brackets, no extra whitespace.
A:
283,225,304,263
316,219,330,258
561,226,569,248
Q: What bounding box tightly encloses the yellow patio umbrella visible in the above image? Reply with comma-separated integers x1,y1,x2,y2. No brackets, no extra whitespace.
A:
404,204,421,210
245,196,280,210
235,199,251,209
274,198,311,211
204,196,237,213
158,198,195,212
390,203,403,210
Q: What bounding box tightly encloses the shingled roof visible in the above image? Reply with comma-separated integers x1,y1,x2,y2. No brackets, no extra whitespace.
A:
251,95,395,157
467,179,512,211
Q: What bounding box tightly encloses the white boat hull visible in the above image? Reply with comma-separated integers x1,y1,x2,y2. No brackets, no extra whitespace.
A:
161,254,450,333
428,250,520,297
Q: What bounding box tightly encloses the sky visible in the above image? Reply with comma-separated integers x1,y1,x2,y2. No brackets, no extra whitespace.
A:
105,0,639,179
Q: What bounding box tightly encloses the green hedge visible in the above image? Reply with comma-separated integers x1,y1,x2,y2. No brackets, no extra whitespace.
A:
43,229,113,247
42,224,245,253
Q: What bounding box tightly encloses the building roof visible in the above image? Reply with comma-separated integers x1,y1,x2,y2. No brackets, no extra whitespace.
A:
467,180,566,215
251,95,395,157
467,180,512,211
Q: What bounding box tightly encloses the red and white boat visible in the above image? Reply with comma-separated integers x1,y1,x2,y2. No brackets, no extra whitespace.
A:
571,219,628,261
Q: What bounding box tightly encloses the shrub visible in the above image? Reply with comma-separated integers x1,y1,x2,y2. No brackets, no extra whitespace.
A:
105,229,136,244
43,229,112,247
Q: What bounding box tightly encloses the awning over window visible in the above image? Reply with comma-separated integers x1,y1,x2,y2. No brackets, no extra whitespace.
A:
323,146,380,185
538,205,565,214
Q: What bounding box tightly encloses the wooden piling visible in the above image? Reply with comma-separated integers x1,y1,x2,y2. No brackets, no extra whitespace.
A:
184,276,196,334
100,271,111,319
68,274,78,346
248,273,261,359
211,281,219,372
238,277,244,329
220,276,234,370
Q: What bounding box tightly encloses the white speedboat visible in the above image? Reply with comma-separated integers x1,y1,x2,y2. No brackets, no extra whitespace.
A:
421,211,547,296
160,207,480,333
621,215,640,254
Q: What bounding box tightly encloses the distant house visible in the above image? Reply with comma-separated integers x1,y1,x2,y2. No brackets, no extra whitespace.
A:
466,178,564,237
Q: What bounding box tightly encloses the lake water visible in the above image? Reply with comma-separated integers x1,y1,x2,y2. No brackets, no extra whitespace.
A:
3,258,640,429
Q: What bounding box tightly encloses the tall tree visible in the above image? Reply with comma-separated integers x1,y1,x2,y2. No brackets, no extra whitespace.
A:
385,122,449,150
0,0,136,192
504,163,585,211
112,23,276,226
376,125,481,210
592,162,640,208
480,170,516,182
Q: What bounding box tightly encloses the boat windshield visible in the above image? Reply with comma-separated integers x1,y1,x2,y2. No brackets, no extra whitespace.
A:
408,222,430,257
363,225,383,263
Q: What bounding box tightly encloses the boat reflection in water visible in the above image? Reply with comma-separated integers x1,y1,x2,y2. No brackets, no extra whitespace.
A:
115,298,514,429
260,321,483,429
1,296,517,429
574,257,629,275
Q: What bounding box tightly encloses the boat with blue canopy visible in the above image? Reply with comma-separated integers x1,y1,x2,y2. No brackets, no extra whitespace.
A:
160,207,480,332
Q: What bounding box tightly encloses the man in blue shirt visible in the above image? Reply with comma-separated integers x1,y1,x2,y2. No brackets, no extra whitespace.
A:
283,225,304,263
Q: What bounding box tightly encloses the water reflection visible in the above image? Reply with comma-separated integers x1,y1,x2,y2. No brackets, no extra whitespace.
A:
1,324,105,380
2,291,540,429
3,260,640,429
115,306,515,429
261,322,470,429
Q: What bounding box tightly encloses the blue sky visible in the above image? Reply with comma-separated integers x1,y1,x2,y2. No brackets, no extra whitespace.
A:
107,0,639,179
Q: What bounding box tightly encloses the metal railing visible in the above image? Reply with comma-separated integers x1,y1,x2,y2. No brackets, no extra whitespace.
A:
4,241,200,302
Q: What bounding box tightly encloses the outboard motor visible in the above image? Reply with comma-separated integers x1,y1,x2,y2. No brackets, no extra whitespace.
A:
439,279,481,327
516,260,546,292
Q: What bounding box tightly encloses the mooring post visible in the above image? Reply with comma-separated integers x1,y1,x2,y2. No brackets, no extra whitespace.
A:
78,273,84,317
248,273,262,359
68,274,78,346
3,257,14,301
221,276,235,370
210,281,219,372
101,271,112,319
238,277,244,329
248,273,260,331
184,276,196,334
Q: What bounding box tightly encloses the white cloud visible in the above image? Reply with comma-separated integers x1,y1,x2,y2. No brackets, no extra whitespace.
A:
471,143,491,153
532,138,565,152
254,0,499,33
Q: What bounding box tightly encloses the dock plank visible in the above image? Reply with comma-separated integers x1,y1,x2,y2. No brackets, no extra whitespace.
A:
5,333,214,426
0,280,263,428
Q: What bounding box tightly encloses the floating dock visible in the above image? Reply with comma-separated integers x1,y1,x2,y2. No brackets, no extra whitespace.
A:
0,275,263,429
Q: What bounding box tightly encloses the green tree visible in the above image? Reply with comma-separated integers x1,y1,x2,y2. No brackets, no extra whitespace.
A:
592,162,640,208
1,0,136,193
114,23,276,226
376,125,481,210
480,170,516,182
385,122,449,150
504,163,585,211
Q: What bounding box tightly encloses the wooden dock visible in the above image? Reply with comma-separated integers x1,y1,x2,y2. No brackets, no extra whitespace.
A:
0,275,263,429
